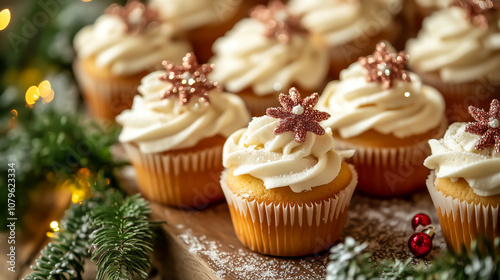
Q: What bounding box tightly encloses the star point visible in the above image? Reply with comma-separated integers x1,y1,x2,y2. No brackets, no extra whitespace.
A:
106,0,160,35
159,53,221,105
450,0,500,29
358,42,411,90
250,1,307,44
465,99,500,153
266,87,330,143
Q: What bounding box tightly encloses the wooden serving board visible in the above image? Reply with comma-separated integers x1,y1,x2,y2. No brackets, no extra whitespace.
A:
119,166,446,280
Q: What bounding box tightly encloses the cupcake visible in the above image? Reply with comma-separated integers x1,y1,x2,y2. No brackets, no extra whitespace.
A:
406,1,500,122
288,0,403,79
424,99,500,253
210,1,329,117
316,42,447,197
116,53,250,208
402,0,452,37
73,1,191,120
221,87,358,256
148,0,249,63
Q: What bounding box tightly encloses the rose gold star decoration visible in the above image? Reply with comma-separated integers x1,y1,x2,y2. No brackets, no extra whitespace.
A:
159,53,221,106
358,42,411,90
106,0,160,35
266,88,330,143
450,0,500,29
250,1,307,44
465,99,500,153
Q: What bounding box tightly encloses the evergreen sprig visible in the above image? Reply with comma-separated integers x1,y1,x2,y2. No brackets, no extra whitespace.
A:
90,194,154,280
327,237,500,280
24,174,109,280
24,173,156,280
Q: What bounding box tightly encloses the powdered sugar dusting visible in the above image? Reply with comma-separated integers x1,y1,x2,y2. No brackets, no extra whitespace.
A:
178,229,327,279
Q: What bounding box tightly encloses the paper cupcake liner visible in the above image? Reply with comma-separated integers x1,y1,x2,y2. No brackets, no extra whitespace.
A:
123,142,225,208
334,120,447,197
220,165,358,257
426,172,500,254
73,60,140,121
417,71,500,123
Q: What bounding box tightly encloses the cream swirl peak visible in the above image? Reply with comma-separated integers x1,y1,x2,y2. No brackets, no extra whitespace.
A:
209,17,328,95
316,61,445,138
406,6,500,83
74,4,191,76
149,0,239,31
424,122,500,196
223,116,354,192
116,65,250,153
288,0,402,46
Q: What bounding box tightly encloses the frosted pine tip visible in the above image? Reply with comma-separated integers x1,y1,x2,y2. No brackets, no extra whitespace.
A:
266,87,330,143
465,99,500,153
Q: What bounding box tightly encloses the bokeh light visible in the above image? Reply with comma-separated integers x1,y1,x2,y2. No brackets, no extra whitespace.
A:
25,80,55,106
50,221,60,232
0,9,11,31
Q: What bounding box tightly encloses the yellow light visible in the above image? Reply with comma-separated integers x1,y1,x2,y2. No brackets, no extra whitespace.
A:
50,221,59,230
25,86,40,105
25,80,54,105
38,80,51,97
20,68,42,89
0,9,11,31
404,92,411,98
42,89,54,104
10,109,17,119
82,0,93,2
71,190,86,204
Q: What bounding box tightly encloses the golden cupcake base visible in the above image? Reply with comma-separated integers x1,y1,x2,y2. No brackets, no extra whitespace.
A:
427,172,500,254
220,163,358,257
123,135,227,208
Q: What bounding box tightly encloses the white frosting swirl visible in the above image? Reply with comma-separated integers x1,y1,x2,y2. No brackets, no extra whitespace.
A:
74,14,191,76
149,0,238,31
223,115,354,192
117,70,250,153
424,122,500,197
209,18,329,96
406,7,500,83
288,0,402,46
316,62,445,138
415,0,451,9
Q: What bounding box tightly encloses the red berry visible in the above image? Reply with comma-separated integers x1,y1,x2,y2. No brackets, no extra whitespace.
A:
408,232,433,258
411,213,431,230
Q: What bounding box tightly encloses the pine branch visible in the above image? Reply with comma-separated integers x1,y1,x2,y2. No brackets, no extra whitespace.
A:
23,174,109,280
327,237,500,280
90,194,154,280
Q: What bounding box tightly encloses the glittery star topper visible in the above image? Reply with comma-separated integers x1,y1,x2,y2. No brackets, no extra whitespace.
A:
266,88,330,143
450,0,500,29
465,99,500,153
358,42,411,90
250,1,307,44
159,53,221,105
106,0,160,35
